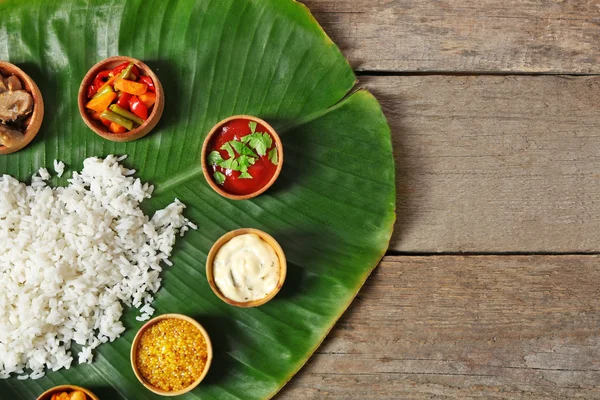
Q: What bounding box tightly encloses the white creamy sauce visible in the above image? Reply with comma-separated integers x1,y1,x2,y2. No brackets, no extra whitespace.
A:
213,233,279,302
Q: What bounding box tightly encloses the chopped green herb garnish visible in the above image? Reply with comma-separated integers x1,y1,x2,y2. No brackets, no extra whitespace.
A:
210,120,278,186
241,132,272,156
207,151,223,165
248,121,257,133
221,142,235,158
268,148,278,165
219,157,240,171
229,140,258,158
237,154,256,170
213,171,226,185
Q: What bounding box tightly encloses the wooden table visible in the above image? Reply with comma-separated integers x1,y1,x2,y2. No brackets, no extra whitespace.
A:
278,1,600,398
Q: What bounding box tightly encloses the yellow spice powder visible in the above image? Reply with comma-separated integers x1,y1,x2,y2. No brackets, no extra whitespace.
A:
136,318,208,392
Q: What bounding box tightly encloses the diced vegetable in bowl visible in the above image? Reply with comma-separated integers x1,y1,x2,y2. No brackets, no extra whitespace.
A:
78,56,164,142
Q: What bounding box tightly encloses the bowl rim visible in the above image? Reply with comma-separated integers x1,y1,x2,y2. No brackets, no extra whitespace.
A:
206,228,287,307
130,313,213,397
0,61,44,155
201,115,284,200
36,384,99,400
77,56,164,143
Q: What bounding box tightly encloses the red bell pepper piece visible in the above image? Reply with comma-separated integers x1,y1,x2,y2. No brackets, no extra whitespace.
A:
129,96,149,121
111,62,140,78
138,76,155,93
117,92,132,109
87,83,98,99
92,70,111,90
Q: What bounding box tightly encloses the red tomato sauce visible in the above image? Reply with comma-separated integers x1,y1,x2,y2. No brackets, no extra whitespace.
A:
208,118,278,196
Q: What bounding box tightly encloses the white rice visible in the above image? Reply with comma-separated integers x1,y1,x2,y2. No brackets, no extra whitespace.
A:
53,160,65,177
0,155,195,379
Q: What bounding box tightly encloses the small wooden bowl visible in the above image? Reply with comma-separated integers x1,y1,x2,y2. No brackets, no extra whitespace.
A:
78,56,164,142
201,115,284,200
36,385,99,400
0,61,44,155
206,228,287,307
131,313,213,397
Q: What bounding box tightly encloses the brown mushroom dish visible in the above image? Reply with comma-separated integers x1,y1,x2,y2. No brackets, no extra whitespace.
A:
0,71,34,148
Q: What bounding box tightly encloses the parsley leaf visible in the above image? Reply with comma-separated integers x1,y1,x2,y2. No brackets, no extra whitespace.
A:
237,154,256,170
207,151,223,166
241,132,272,156
229,140,258,158
239,171,253,179
268,148,278,165
221,142,235,158
213,171,226,185
248,121,257,133
219,157,240,171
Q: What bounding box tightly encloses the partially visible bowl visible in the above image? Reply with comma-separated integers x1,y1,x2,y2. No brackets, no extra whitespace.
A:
78,56,164,142
36,385,99,400
0,61,44,155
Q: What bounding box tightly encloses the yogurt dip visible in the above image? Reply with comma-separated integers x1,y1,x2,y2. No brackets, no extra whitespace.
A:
212,233,280,302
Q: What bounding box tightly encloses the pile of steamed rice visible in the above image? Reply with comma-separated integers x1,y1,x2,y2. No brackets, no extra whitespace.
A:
0,155,196,380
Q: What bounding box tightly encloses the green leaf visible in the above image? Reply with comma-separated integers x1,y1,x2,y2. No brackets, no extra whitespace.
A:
229,140,258,158
207,150,223,165
248,121,257,133
213,171,226,185
237,154,256,171
241,132,272,156
221,142,235,159
0,0,395,399
239,171,253,179
218,157,239,171
268,147,278,165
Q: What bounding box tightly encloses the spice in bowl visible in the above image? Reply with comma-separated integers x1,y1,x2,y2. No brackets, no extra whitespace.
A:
132,314,212,396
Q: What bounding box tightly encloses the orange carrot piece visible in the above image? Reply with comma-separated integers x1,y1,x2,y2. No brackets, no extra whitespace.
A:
114,79,147,96
109,122,128,133
138,91,156,108
86,91,117,113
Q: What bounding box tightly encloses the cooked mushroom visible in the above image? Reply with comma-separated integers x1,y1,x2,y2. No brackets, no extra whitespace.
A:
5,75,22,91
0,90,33,123
0,124,25,148
0,78,6,94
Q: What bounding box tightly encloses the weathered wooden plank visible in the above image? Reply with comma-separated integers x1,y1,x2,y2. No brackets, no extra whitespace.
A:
278,255,600,399
357,74,600,252
302,0,600,74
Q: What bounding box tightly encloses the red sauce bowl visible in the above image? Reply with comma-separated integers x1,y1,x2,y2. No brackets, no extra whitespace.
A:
201,115,283,200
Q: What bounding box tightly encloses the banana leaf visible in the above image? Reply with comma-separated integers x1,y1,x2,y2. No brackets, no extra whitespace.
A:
0,0,395,398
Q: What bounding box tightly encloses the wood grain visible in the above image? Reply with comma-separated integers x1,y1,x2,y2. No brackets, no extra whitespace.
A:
277,255,600,399
302,0,600,74
357,74,600,253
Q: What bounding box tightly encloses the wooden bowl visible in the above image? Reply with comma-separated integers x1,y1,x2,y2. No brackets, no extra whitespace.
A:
131,313,213,397
78,56,164,142
36,385,99,400
0,61,44,155
206,228,287,307
201,115,284,200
